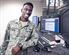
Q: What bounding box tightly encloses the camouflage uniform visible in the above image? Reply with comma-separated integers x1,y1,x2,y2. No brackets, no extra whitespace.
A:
0,19,39,55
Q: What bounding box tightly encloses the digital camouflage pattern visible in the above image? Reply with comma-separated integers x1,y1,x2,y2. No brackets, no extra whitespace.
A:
0,19,39,55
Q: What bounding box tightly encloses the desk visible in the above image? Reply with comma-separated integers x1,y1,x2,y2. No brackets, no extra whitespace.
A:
27,46,69,55
25,33,69,55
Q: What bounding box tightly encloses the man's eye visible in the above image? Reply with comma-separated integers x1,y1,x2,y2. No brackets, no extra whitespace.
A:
24,8,32,12
24,8,28,11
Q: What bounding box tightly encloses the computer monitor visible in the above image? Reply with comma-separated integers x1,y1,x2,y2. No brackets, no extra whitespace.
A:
40,17,59,33
32,16,39,27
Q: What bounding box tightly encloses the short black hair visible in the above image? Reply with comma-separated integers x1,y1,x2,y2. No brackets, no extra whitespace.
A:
23,2,33,8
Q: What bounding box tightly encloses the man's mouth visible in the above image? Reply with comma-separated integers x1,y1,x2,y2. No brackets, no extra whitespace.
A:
25,14,30,17
25,14,29,17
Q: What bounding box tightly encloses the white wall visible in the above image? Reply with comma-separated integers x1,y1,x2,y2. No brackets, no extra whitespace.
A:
0,0,43,46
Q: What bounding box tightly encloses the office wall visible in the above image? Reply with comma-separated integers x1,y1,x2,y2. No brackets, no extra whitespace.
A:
62,11,69,33
0,0,43,46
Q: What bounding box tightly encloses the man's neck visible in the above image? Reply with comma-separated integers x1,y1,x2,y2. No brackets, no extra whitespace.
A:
20,16,28,22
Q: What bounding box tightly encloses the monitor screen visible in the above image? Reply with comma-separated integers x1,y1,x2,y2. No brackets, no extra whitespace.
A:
40,17,59,33
32,16,39,27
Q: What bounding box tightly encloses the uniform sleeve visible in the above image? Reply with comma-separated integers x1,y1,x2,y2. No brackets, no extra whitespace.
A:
18,27,39,49
0,24,10,55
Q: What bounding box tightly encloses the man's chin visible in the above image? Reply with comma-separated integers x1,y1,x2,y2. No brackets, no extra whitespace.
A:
25,17,28,19
25,16,29,19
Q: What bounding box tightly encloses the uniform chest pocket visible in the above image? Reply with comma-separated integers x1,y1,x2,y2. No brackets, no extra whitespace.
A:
24,28,33,37
10,28,19,38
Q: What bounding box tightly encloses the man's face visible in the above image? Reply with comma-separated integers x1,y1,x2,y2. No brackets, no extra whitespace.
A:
21,4,33,20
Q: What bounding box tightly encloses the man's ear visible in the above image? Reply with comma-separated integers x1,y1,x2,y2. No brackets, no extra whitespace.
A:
21,9,22,12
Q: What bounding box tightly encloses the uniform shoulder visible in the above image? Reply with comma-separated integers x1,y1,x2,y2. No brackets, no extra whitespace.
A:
8,19,19,25
29,21,34,25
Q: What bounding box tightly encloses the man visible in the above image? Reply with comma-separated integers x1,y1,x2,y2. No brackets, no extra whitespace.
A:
0,2,39,55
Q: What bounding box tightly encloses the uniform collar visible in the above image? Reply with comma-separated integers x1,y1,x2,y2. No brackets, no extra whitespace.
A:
17,17,31,29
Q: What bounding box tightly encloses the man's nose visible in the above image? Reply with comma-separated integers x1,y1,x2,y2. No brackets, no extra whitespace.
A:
26,10,30,13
